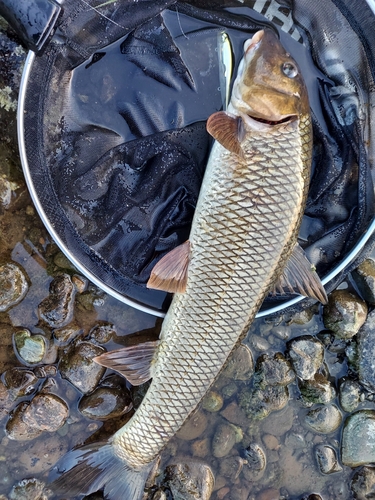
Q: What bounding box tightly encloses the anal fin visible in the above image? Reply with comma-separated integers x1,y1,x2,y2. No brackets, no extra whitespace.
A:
147,240,190,293
272,243,328,304
94,340,159,386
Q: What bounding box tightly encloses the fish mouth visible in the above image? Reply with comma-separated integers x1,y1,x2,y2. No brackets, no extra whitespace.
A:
248,114,294,126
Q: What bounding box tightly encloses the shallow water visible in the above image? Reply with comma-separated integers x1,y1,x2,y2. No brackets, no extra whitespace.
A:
1,8,375,500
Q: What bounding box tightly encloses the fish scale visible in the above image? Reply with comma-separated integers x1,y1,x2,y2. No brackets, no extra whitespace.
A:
113,115,310,466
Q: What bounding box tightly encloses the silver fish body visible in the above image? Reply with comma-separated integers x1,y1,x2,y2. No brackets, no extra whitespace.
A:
113,107,311,466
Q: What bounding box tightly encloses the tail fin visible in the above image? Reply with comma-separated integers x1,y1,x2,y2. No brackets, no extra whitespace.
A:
49,440,156,499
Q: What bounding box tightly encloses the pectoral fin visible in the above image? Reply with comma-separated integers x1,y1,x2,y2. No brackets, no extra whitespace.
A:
272,244,328,304
147,240,190,293
206,111,245,157
93,340,159,386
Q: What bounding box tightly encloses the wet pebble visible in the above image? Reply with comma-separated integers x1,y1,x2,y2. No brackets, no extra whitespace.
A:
3,367,38,398
263,434,279,450
261,404,294,437
242,443,266,481
165,462,214,500
350,466,375,500
53,320,83,345
89,322,117,344
21,393,69,432
72,274,89,293
191,438,210,458
0,177,12,207
218,455,245,481
304,404,342,434
176,410,208,441
315,444,342,474
13,329,47,365
59,341,106,394
220,401,248,427
323,290,367,339
339,378,361,413
356,309,375,392
78,385,132,420
254,352,295,388
38,274,76,328
0,263,28,312
342,410,375,467
298,373,336,405
5,402,43,441
8,478,46,500
239,384,289,420
202,391,223,412
351,258,375,304
222,344,254,381
212,423,238,458
247,334,270,352
287,335,324,380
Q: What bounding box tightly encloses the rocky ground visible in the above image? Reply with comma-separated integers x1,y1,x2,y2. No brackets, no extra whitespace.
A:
1,18,375,500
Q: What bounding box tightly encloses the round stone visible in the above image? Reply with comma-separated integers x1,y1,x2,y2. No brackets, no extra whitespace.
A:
176,410,208,441
202,391,223,412
342,411,375,467
298,373,336,405
13,329,47,365
38,274,76,328
351,258,375,304
287,336,324,380
323,290,367,339
212,423,237,458
22,394,69,432
242,443,267,481
254,352,295,388
315,444,342,474
222,344,254,380
0,263,28,312
59,341,106,394
351,466,375,500
165,462,214,500
78,386,133,420
305,404,342,434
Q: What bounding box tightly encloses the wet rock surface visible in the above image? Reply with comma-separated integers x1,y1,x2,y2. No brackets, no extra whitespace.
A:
38,274,76,328
323,289,367,339
342,411,375,467
21,394,69,432
356,309,375,392
351,258,375,304
165,462,214,500
304,404,342,434
286,336,324,380
13,329,47,365
350,466,375,499
0,263,28,312
298,373,336,406
78,384,133,420
314,444,342,474
59,341,106,394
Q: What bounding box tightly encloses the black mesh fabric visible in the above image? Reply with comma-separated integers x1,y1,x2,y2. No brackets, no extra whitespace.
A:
21,0,375,314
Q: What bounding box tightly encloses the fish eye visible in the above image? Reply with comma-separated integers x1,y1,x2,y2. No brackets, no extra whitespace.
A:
282,61,298,78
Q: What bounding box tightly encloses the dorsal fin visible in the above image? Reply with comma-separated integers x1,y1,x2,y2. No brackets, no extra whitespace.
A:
93,340,159,386
147,240,190,293
272,244,328,304
206,111,245,157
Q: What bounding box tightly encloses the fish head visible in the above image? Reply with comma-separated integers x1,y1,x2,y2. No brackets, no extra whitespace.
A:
231,29,309,123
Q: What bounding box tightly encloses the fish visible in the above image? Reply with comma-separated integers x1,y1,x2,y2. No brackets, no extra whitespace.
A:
49,28,327,499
